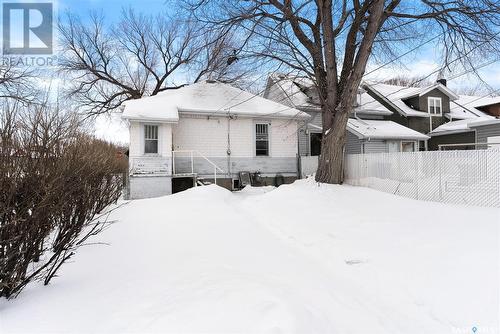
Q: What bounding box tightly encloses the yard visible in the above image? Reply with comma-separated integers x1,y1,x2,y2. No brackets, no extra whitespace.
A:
1,180,498,333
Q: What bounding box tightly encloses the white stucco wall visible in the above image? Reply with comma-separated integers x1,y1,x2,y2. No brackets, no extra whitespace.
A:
172,115,298,158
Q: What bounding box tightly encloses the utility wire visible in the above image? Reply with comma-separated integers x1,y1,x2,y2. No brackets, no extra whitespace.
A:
358,35,499,109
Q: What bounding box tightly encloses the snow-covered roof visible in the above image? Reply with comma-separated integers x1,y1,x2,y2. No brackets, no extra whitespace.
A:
468,118,500,128
362,82,431,117
266,73,392,116
354,90,392,116
122,96,179,123
399,83,459,101
122,81,309,122
449,95,499,120
430,117,500,136
347,119,430,140
265,74,319,110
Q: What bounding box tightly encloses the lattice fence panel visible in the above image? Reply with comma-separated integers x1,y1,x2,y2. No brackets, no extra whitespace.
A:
344,149,500,207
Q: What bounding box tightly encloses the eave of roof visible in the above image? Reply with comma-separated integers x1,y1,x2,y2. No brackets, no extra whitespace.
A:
468,119,500,128
346,119,430,141
177,108,310,120
429,129,474,137
401,83,459,101
361,83,407,116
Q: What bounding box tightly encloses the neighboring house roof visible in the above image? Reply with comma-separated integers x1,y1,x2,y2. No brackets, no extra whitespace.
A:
122,80,310,122
347,119,430,141
399,83,459,101
264,73,393,116
264,73,318,109
362,82,431,118
355,90,392,116
449,95,498,120
429,117,499,136
468,118,500,128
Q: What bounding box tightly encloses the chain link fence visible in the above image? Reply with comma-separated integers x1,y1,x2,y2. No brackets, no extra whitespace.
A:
344,149,500,207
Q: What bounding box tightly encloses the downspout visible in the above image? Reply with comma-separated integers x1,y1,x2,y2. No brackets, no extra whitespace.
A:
227,114,233,183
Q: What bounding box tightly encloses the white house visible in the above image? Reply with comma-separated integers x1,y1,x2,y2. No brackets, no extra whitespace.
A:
122,80,309,199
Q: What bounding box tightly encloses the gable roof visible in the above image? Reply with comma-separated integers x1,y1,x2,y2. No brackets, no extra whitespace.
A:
264,73,392,116
122,81,309,122
264,74,319,110
347,119,429,140
399,83,459,101
362,82,431,118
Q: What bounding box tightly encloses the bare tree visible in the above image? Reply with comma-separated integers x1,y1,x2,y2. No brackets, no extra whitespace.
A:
190,0,500,184
0,63,39,104
452,84,497,96
58,9,249,115
382,75,432,87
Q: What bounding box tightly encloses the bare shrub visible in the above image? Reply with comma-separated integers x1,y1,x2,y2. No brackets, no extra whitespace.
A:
0,102,126,298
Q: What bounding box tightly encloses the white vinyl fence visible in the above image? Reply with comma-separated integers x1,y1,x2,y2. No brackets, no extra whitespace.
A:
344,149,500,207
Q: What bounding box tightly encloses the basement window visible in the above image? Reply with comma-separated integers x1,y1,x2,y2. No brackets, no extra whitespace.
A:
144,125,159,154
428,97,442,115
255,123,269,156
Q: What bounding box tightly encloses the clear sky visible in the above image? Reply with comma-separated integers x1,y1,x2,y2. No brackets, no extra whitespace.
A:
58,0,173,19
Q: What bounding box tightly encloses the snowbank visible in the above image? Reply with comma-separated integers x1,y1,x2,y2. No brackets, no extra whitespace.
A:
1,180,498,333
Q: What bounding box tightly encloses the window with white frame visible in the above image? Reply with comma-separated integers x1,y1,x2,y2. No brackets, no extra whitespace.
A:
255,123,269,156
401,141,416,152
428,97,442,115
144,125,159,154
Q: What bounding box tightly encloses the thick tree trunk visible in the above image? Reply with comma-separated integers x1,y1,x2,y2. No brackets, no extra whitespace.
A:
315,107,350,184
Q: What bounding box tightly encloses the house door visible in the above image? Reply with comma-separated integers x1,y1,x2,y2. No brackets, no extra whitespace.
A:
388,141,400,153
310,132,322,156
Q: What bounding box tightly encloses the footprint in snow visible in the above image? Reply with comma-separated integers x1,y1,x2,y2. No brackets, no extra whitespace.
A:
345,259,368,265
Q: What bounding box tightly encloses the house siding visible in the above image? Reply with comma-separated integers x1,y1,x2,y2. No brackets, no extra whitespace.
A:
405,96,420,110
475,123,500,143
366,86,452,134
428,131,476,150
345,131,362,154
172,115,297,158
171,114,299,177
298,110,322,156
363,140,387,153
419,89,451,115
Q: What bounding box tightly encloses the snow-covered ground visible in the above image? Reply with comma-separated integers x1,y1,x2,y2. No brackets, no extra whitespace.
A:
1,180,499,333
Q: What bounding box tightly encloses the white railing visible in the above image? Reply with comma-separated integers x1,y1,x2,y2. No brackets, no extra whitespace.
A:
344,149,500,207
172,150,225,185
